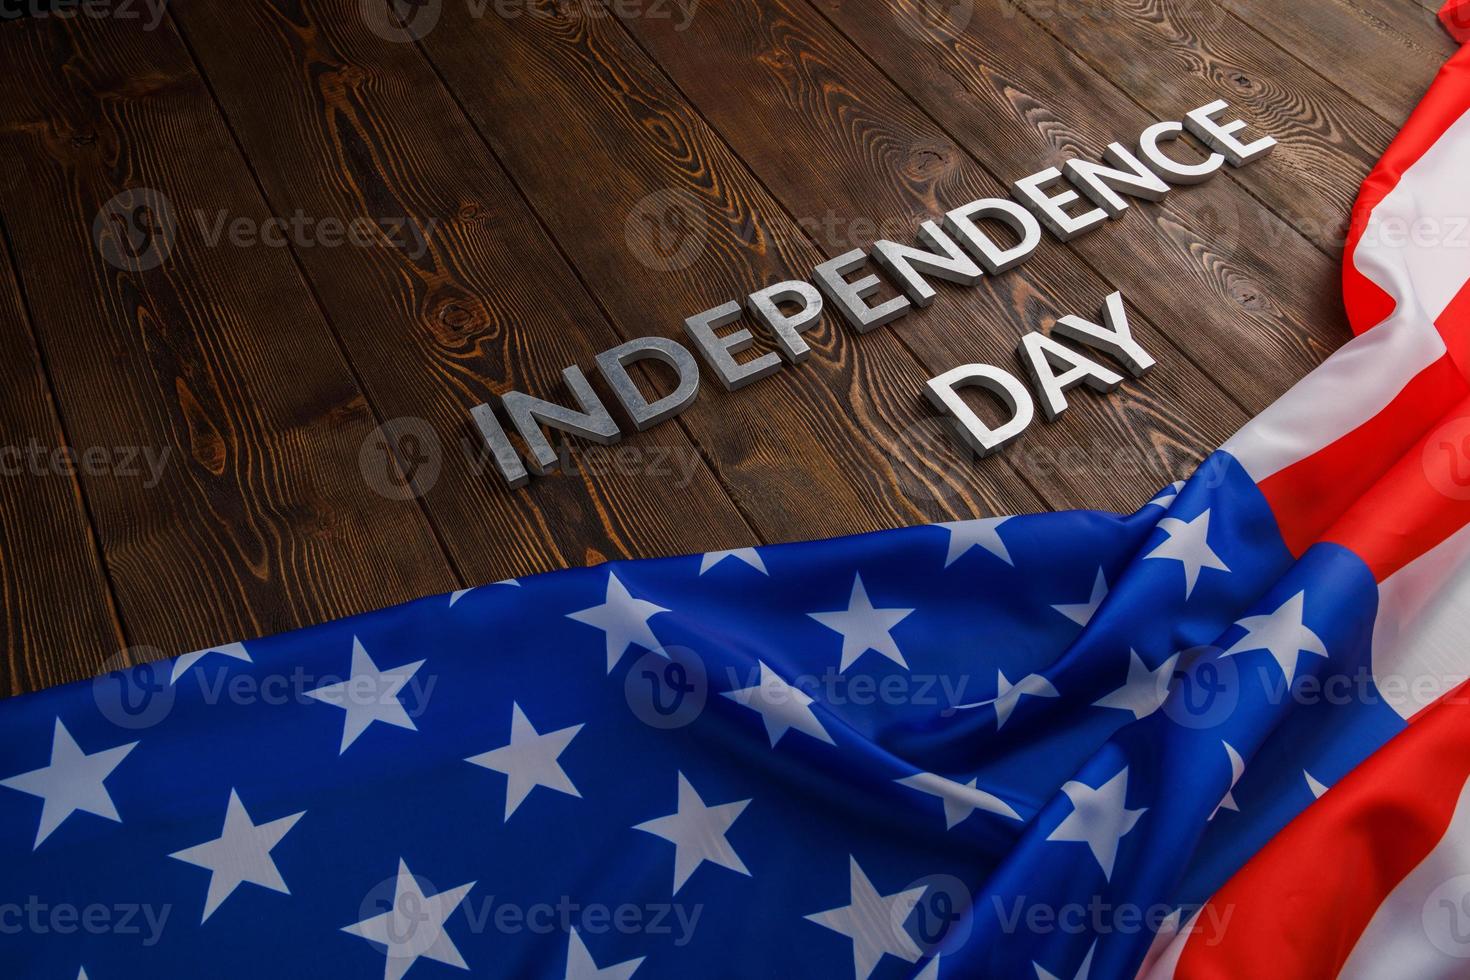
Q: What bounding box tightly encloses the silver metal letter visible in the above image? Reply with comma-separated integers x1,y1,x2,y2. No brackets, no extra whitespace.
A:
500,366,622,474
1017,330,1125,422
943,197,1042,274
870,220,983,307
1183,99,1277,167
596,336,702,431
812,248,911,333
683,301,783,391
1053,291,1155,377
1063,146,1171,217
1012,167,1109,242
1137,121,1224,185
470,401,530,489
747,280,824,364
924,364,1035,457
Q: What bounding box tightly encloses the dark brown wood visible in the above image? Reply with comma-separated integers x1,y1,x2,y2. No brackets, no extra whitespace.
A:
415,0,1045,536
807,0,1348,413
0,223,124,693
165,0,759,584
616,0,1250,516
1001,0,1402,255
1212,0,1455,123
0,14,457,673
0,0,1445,696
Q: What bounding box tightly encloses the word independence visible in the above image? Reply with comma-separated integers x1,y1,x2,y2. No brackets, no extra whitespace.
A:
472,99,1275,488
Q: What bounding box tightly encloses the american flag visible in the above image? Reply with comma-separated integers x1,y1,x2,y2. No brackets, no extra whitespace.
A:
4,14,1470,980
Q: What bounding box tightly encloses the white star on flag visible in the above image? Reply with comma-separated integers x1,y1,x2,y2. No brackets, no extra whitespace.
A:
1220,590,1327,685
449,579,520,608
1034,941,1095,980
1146,481,1185,510
1092,650,1181,721
938,517,1013,568
805,856,925,980
1210,741,1246,820
960,669,1058,729
633,772,751,895
699,548,767,575
169,789,305,922
808,574,915,672
169,642,251,684
305,638,424,754
721,661,834,747
894,771,1021,827
465,702,583,821
343,859,475,980
0,718,138,849
1305,770,1330,798
567,572,671,672
1046,767,1146,880
1052,570,1108,627
563,928,644,980
1144,509,1229,597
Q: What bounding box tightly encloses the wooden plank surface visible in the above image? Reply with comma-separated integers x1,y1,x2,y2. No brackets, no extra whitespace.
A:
1004,0,1401,254
1213,0,1455,122
166,0,759,582
0,223,124,693
617,0,1249,515
812,0,1347,412
0,14,457,677
415,0,1046,536
0,0,1452,694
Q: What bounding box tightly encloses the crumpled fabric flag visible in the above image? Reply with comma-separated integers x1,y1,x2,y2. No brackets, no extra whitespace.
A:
4,15,1470,980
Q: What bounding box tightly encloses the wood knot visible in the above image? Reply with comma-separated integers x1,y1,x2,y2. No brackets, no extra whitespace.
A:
70,132,98,147
905,144,952,180
426,291,489,344
456,202,483,222
1230,280,1267,311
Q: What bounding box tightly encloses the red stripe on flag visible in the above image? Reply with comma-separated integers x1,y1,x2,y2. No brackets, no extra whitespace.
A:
1343,45,1470,334
1172,682,1470,979
1256,357,1468,564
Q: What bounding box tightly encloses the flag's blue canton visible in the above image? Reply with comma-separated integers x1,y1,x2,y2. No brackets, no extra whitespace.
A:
0,452,1400,979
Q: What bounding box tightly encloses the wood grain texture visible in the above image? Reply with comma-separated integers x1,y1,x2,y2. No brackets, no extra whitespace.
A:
167,0,758,583
812,0,1347,413
0,223,124,693
617,0,1248,512
416,0,1045,536
0,1,1445,696
1212,0,1455,123
1003,0,1401,255
0,14,456,673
